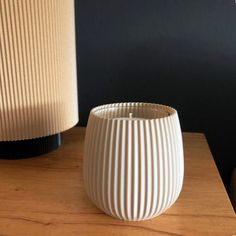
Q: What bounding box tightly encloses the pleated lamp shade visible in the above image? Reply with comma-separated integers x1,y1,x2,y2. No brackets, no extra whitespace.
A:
0,0,78,158
84,103,184,221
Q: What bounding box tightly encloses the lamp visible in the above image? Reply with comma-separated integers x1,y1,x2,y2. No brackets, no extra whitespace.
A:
0,0,78,158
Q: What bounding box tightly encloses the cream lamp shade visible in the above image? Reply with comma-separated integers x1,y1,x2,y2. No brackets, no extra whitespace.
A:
84,103,184,221
0,0,78,158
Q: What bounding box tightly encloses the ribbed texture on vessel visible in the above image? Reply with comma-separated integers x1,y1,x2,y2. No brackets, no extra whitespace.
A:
0,0,78,141
84,103,184,221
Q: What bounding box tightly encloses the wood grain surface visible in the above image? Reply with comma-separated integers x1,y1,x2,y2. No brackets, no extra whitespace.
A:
0,127,235,236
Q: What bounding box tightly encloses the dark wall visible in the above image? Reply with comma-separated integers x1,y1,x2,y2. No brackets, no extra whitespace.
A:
75,0,236,190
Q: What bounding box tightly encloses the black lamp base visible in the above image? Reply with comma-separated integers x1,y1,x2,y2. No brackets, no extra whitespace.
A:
0,134,61,159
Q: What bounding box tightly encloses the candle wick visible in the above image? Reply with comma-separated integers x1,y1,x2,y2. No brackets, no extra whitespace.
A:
129,113,133,119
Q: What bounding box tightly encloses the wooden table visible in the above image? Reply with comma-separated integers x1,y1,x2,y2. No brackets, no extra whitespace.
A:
0,127,235,236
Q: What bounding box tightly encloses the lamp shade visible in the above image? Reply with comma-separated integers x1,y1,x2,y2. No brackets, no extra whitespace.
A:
0,0,78,156
84,103,184,221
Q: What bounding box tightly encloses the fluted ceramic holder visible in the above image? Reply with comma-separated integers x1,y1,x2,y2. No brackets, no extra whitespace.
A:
84,102,184,221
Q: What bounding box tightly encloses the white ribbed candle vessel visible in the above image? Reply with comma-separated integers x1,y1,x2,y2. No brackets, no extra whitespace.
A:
84,103,184,221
